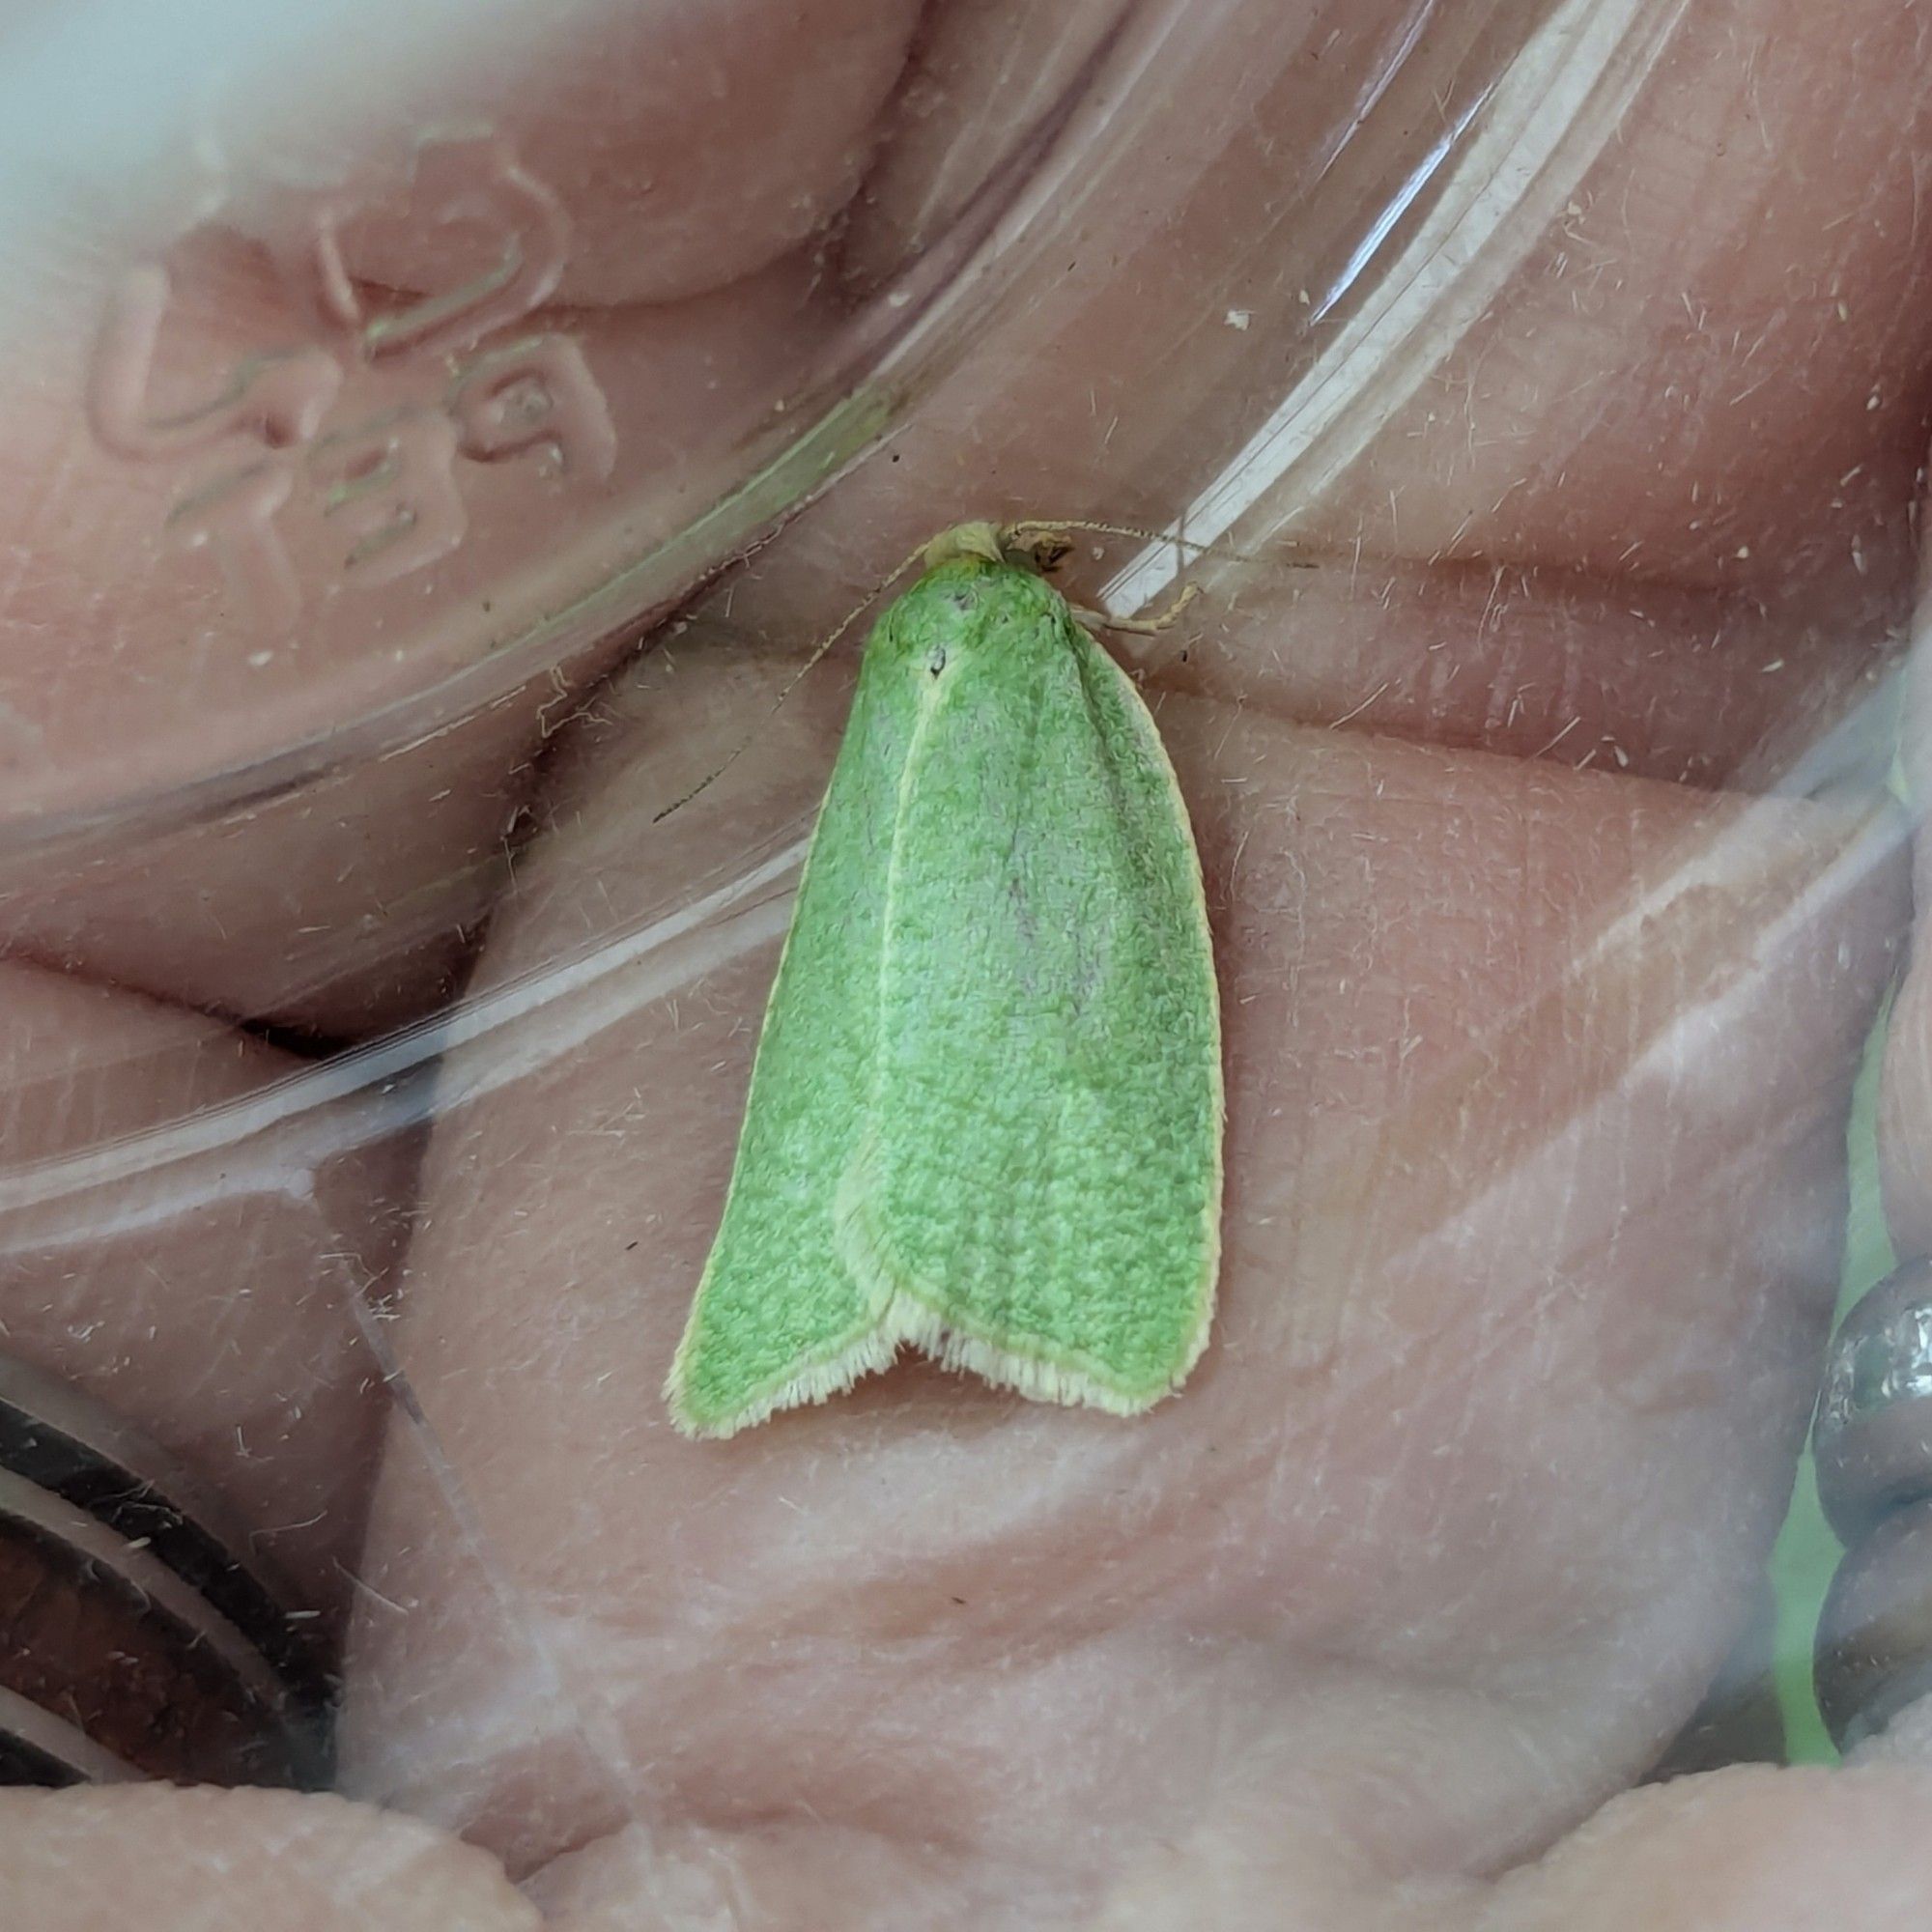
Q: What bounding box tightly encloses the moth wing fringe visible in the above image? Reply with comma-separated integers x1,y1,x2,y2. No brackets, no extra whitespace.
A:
667,1285,1217,1436
880,1293,1191,1419
665,1325,904,1440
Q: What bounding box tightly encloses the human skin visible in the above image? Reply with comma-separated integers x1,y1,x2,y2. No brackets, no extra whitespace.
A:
0,0,898,1037
10,2,1932,1928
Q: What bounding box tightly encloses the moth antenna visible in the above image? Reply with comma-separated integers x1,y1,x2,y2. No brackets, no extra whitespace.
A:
1005,518,1313,572
652,538,934,824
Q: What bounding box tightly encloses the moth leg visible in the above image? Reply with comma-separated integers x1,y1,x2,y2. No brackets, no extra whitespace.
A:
1070,582,1202,638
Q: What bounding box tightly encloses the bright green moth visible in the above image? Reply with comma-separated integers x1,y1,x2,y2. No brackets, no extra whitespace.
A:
665,522,1222,1438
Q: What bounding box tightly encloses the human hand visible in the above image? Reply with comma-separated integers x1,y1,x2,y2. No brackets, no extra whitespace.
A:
9,4,1932,1928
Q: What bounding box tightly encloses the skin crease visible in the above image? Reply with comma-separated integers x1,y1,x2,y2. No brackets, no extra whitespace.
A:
9,2,1932,1929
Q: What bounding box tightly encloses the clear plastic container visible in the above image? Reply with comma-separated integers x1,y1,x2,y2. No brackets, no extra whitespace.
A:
3,1,1930,1925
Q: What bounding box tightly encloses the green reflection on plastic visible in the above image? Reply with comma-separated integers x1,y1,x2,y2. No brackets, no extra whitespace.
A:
1770,974,1896,1764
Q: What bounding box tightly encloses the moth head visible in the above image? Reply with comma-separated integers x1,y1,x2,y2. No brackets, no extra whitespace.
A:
921,522,1071,579
1010,529,1073,576
922,522,1007,571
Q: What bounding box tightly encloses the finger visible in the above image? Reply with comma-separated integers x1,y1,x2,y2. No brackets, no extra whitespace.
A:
340,624,1901,1903
0,1787,535,1932
528,1820,985,1932
0,961,407,1607
222,0,922,308
0,249,834,1033
0,1,886,1029
838,0,1124,298
1094,1761,1932,1929
713,0,1929,792
342,0,1924,1912
1471,1767,1932,1932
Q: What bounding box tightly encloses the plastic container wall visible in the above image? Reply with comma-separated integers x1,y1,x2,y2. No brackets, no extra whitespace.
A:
3,1,1931,1926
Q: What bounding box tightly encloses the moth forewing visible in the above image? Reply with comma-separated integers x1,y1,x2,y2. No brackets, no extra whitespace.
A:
666,526,1222,1437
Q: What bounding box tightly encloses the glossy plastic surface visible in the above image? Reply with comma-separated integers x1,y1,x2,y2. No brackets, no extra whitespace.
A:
4,3,1932,1928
